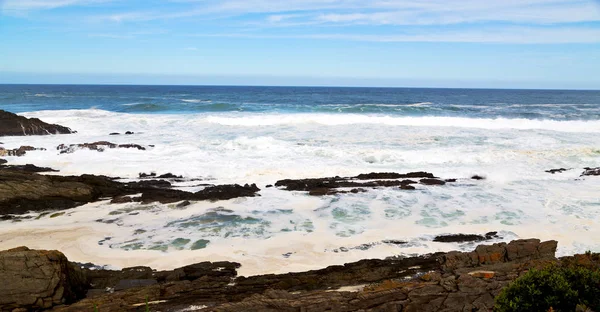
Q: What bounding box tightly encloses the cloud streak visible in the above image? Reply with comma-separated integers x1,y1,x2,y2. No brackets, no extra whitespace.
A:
186,25,600,44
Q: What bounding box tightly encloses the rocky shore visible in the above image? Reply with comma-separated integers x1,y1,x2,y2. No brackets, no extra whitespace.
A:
3,239,599,312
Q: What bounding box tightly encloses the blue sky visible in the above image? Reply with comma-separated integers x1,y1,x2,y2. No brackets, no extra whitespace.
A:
1,0,600,89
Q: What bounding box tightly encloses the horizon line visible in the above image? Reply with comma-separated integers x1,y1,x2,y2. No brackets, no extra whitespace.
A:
1,83,599,92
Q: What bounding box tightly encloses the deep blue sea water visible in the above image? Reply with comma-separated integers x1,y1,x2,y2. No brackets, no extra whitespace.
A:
1,84,599,120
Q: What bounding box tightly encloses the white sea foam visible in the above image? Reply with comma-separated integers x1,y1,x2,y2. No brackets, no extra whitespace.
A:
0,108,598,275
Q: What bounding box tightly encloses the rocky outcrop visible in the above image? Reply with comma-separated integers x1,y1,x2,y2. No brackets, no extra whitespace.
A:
56,141,146,154
0,145,45,157
274,172,461,195
0,168,260,215
581,167,600,176
0,110,74,136
30,239,560,312
433,232,500,243
0,247,87,311
546,168,570,174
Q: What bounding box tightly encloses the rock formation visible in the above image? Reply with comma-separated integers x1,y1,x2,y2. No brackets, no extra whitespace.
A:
0,239,565,311
0,110,74,136
0,247,87,311
0,167,260,215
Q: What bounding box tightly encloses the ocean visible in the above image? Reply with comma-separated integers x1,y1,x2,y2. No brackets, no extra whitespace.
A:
1,84,599,275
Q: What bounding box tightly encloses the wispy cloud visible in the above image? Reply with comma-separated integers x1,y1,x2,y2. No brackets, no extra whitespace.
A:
1,0,111,11
100,0,600,25
187,26,600,44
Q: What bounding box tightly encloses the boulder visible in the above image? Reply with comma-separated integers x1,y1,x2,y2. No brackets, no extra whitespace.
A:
0,159,6,165
0,247,88,311
0,110,75,136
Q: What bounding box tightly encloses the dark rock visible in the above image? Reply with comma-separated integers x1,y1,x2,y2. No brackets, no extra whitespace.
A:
0,109,75,136
382,239,407,245
139,172,156,178
0,168,260,215
110,196,135,204
434,234,486,243
445,178,457,182
1,163,58,173
265,184,273,188
57,141,146,154
546,168,570,174
420,178,446,185
109,132,120,135
0,159,7,165
175,200,191,208
157,173,183,179
355,172,436,180
0,247,88,311
471,175,486,180
275,172,455,196
114,279,157,291
42,239,562,312
581,167,600,176
125,131,134,135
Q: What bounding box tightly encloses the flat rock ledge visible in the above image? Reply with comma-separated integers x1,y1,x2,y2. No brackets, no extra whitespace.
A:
0,110,74,137
0,167,260,216
1,238,590,312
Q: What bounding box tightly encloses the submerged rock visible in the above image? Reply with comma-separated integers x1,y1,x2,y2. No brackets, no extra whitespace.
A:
57,141,146,154
581,167,600,176
0,145,45,157
434,232,499,243
546,168,570,174
0,109,75,136
275,172,454,196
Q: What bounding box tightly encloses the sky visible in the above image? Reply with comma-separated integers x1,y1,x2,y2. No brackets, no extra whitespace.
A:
1,0,600,89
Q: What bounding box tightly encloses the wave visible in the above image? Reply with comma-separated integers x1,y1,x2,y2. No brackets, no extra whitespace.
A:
205,114,600,132
181,99,211,103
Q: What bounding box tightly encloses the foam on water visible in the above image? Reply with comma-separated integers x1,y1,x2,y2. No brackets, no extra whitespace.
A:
0,109,599,275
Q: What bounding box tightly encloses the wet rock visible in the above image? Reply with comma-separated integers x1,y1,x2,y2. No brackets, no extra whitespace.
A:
57,141,146,154
265,184,273,188
0,168,260,215
0,163,58,173
109,132,120,135
433,232,500,243
354,172,436,180
0,159,6,165
175,200,191,208
275,172,456,196
0,109,75,136
471,175,486,180
419,178,446,185
125,131,134,135
0,247,88,311
546,168,570,174
382,239,407,245
0,145,45,157
581,167,600,176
